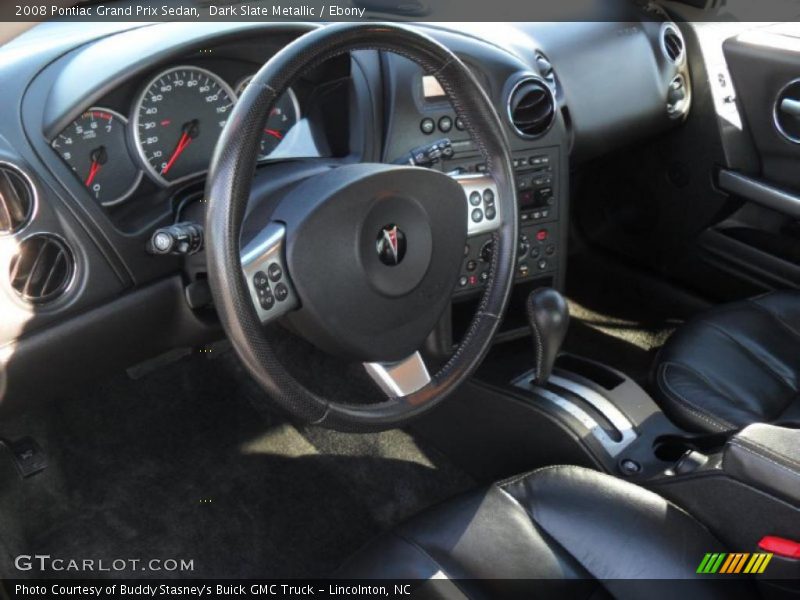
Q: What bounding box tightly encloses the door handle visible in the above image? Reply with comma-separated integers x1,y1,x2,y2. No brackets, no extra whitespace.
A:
780,97,800,119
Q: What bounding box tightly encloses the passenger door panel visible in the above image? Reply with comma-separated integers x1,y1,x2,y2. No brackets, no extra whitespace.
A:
696,25,800,293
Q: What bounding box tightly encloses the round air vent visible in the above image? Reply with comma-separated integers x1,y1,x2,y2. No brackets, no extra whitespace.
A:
0,164,35,235
661,23,685,64
9,234,74,303
507,77,556,139
774,79,800,144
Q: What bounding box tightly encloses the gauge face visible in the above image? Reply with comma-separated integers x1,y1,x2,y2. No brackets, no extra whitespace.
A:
235,76,300,159
133,66,236,185
52,108,142,206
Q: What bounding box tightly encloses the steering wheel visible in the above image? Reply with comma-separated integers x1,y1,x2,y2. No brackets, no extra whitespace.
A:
205,23,518,431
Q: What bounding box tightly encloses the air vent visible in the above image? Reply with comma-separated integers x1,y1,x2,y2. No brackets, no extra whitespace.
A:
9,235,74,303
661,24,685,64
507,77,556,139
0,164,34,235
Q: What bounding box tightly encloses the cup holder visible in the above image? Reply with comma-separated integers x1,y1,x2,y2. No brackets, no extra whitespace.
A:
653,433,728,463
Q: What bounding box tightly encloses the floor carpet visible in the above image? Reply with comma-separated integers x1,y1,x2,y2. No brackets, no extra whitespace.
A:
0,350,474,579
562,254,704,386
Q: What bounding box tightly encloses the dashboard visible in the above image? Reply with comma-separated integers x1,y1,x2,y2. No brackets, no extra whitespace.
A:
29,27,353,238
0,8,693,408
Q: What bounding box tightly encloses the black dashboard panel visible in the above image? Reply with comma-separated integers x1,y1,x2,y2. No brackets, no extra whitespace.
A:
445,17,692,164
0,14,694,408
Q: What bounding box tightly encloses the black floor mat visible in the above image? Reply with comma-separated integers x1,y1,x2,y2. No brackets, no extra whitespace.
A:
0,351,474,579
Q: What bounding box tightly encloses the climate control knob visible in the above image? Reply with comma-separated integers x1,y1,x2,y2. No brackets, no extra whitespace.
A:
518,234,531,263
479,240,494,263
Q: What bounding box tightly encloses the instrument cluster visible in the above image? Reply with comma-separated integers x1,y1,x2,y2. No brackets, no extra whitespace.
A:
51,65,303,206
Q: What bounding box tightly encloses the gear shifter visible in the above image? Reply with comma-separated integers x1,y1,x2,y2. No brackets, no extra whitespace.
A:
526,288,570,384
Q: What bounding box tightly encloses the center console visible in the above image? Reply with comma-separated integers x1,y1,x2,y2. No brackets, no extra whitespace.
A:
451,148,560,297
379,47,569,352
416,286,800,589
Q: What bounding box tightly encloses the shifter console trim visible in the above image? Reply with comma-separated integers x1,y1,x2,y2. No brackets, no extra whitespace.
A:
513,370,637,457
549,374,637,443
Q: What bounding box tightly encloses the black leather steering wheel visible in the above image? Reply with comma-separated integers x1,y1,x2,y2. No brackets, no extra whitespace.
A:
205,23,518,431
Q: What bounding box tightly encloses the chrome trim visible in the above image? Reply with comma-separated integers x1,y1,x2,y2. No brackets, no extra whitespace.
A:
513,370,637,457
773,78,800,145
0,160,38,237
660,22,686,66
364,352,431,398
52,106,143,207
452,173,501,236
781,98,800,119
666,74,691,120
505,75,556,140
131,65,237,187
548,374,636,442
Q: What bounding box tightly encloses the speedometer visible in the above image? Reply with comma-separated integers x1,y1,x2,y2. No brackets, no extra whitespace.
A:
132,66,236,185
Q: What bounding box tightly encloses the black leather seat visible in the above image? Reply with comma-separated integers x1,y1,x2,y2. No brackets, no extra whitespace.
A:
654,291,800,433
342,466,751,599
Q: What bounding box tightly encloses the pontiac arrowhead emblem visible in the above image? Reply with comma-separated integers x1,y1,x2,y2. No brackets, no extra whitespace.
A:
376,224,407,266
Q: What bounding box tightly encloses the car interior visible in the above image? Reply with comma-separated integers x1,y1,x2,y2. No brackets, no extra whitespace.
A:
1,2,800,596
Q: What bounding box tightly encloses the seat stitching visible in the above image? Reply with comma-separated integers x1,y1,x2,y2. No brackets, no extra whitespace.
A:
667,358,761,418
701,320,796,393
657,363,734,431
390,531,471,596
734,437,800,471
747,298,800,341
526,298,544,380
728,440,800,479
497,463,572,488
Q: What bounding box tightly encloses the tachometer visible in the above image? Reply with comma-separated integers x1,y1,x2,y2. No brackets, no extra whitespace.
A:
52,108,142,206
235,75,300,159
132,66,236,185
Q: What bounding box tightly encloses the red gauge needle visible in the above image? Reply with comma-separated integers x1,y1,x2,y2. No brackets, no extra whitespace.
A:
162,120,199,175
162,132,191,175
85,160,101,186
264,129,283,140
85,146,107,187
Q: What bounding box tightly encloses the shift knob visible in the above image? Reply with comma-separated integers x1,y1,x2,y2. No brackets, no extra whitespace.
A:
526,288,570,384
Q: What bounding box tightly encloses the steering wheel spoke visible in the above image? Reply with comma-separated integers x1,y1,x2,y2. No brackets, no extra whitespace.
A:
363,352,432,398
452,173,501,236
240,223,299,324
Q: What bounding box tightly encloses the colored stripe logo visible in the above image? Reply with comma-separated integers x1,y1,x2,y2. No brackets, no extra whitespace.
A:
697,553,773,574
